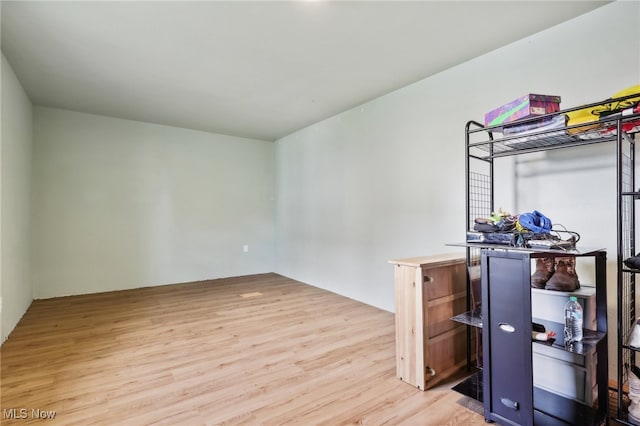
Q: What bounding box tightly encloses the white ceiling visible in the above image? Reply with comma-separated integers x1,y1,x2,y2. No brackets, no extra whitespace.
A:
1,1,610,141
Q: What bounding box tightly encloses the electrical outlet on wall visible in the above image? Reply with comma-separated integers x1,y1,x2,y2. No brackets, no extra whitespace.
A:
243,245,249,253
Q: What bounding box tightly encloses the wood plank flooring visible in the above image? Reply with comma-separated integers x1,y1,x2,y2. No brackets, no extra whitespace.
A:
1,273,486,425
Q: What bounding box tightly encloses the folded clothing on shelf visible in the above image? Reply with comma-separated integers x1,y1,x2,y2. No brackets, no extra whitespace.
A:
496,114,568,147
502,113,567,136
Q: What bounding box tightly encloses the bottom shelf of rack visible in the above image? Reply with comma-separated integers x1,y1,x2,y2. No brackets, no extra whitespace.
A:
453,371,608,425
452,369,483,401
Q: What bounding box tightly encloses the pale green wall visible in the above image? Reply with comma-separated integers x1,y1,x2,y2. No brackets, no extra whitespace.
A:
1,53,34,342
32,107,275,298
274,1,639,313
274,1,638,380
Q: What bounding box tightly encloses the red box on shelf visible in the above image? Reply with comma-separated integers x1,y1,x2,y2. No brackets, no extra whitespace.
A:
484,94,561,128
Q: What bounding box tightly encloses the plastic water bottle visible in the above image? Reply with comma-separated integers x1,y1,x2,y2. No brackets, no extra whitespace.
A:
564,296,583,343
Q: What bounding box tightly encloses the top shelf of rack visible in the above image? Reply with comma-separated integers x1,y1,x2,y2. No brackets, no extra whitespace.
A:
467,93,640,160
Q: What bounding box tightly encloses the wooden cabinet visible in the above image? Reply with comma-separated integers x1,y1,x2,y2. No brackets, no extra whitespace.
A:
389,253,467,390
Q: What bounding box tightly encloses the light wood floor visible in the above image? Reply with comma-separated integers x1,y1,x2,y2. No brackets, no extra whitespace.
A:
1,273,487,425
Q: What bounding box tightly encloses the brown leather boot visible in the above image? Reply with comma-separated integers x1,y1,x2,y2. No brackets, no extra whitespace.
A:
546,257,580,292
531,257,554,289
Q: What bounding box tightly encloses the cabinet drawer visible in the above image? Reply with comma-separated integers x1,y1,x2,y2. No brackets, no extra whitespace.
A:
426,324,467,387
426,291,466,338
424,263,466,301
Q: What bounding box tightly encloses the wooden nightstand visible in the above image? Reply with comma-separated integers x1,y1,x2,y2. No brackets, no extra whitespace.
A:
389,253,467,390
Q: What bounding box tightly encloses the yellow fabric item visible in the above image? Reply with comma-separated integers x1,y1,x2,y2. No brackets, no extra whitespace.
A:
597,84,640,113
567,84,640,134
566,108,601,134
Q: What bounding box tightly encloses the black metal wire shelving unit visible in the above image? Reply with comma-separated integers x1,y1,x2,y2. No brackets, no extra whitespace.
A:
457,93,639,425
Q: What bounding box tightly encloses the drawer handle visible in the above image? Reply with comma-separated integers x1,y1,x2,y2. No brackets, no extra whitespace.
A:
500,397,520,411
424,275,434,282
498,323,516,333
426,366,436,376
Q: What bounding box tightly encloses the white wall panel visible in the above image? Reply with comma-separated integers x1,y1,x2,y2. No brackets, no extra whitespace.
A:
1,54,34,342
274,2,639,319
32,108,275,298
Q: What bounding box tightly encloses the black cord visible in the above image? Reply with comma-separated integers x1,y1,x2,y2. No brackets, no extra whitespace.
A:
551,223,581,244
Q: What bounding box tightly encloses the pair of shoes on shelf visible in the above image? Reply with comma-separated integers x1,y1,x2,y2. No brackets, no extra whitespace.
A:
531,258,555,289
531,257,580,292
625,254,640,270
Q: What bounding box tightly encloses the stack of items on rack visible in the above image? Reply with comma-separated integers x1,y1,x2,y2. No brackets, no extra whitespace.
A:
468,209,581,292
467,208,579,251
483,85,640,144
626,321,640,424
567,85,640,139
627,363,640,425
484,93,565,141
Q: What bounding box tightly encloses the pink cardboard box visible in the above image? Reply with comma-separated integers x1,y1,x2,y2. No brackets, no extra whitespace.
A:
484,94,561,128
